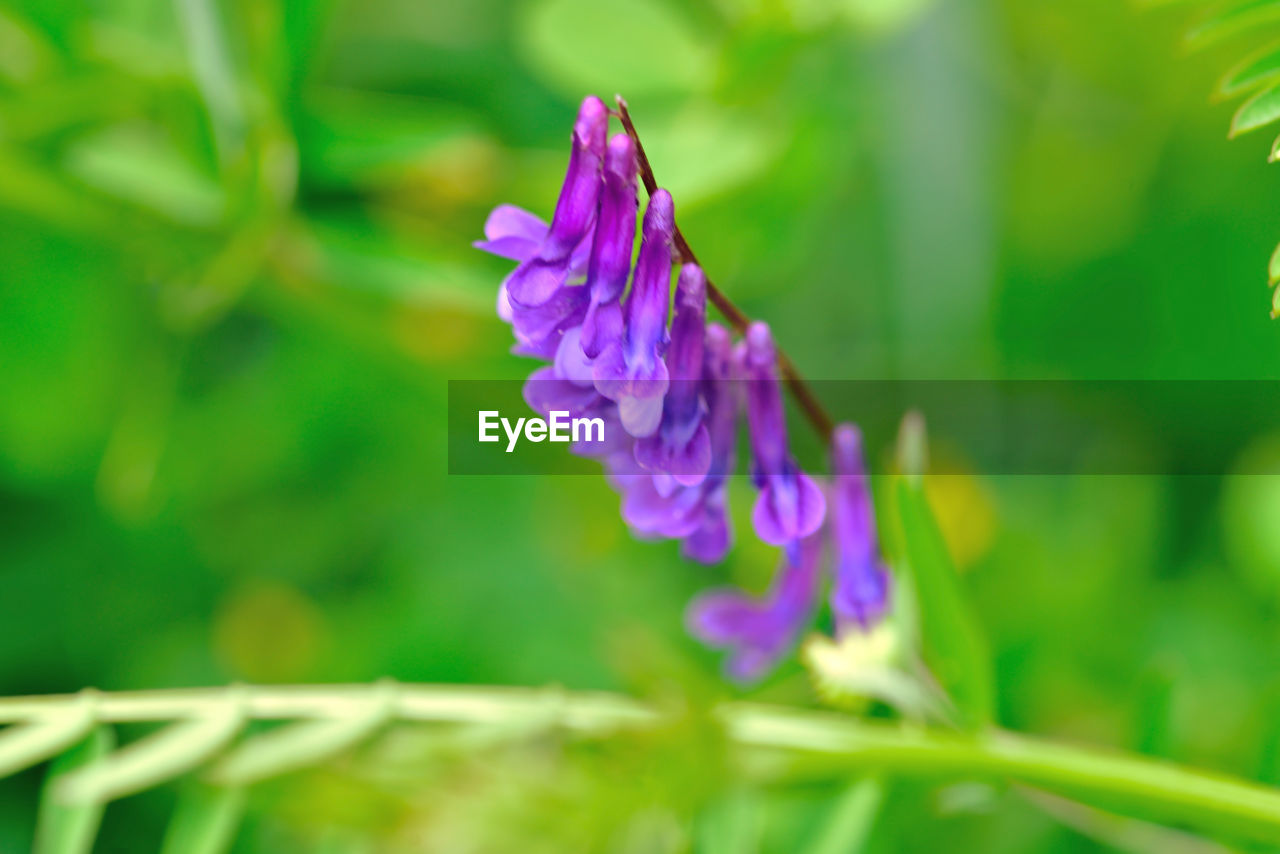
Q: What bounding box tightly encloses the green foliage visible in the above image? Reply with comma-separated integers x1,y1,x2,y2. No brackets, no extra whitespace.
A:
1232,82,1280,135
0,699,96,779
58,702,246,803
33,729,115,854
892,417,995,730
801,779,884,854
1184,0,1280,302
893,482,995,729
518,0,714,97
1217,40,1280,96
206,689,394,785
4,0,1280,850
695,787,763,853
4,685,1280,850
159,784,245,854
1186,0,1280,46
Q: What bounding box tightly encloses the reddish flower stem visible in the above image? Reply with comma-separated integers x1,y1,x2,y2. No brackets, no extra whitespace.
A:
614,96,835,441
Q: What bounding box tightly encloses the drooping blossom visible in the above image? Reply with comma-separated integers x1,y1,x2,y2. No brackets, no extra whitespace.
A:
592,189,675,438
475,204,557,266
509,283,590,361
476,206,593,360
504,96,608,308
677,323,740,564
522,365,600,421
580,134,639,359
829,424,891,631
476,205,591,330
610,319,738,560
744,322,826,546
687,537,824,682
475,94,892,684
634,264,711,486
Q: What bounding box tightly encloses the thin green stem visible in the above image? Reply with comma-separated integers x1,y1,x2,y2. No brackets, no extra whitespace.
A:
1,684,1278,843
724,704,1280,843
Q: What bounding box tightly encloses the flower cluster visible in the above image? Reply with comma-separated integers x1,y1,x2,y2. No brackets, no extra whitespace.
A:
476,96,891,682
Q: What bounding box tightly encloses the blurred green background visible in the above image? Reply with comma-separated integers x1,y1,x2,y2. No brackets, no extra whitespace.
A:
5,0,1280,850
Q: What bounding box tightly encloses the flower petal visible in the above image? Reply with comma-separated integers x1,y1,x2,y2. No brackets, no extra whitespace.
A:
484,204,548,243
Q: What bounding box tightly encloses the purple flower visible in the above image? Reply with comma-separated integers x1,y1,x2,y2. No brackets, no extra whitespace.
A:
523,365,631,461
477,206,591,327
680,486,730,564
523,365,600,419
580,134,639,359
678,323,741,564
505,96,609,308
475,204,593,358
553,326,595,386
475,204,552,263
602,323,739,563
829,424,891,632
744,322,826,546
687,536,824,683
474,96,886,684
592,189,675,438
509,284,589,360
620,476,705,537
634,264,712,485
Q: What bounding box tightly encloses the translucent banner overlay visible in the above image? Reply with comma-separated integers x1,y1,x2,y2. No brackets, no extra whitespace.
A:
447,380,1280,475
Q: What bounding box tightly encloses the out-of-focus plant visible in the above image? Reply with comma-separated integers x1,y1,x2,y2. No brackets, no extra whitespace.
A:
1176,0,1280,312
8,80,1280,845
0,0,497,363
7,0,1280,851
5,680,1280,852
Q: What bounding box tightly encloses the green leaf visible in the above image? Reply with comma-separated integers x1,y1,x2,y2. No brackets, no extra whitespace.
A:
175,0,248,159
894,419,994,729
0,8,56,83
159,784,245,854
1220,42,1280,97
0,148,119,235
207,685,395,785
803,779,884,854
63,124,226,226
1270,237,1280,284
34,727,116,854
696,787,762,854
0,74,148,141
1186,0,1280,49
1231,83,1280,137
57,702,246,804
298,89,482,189
518,0,714,97
289,219,495,314
159,224,276,331
838,0,940,36
0,699,95,779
